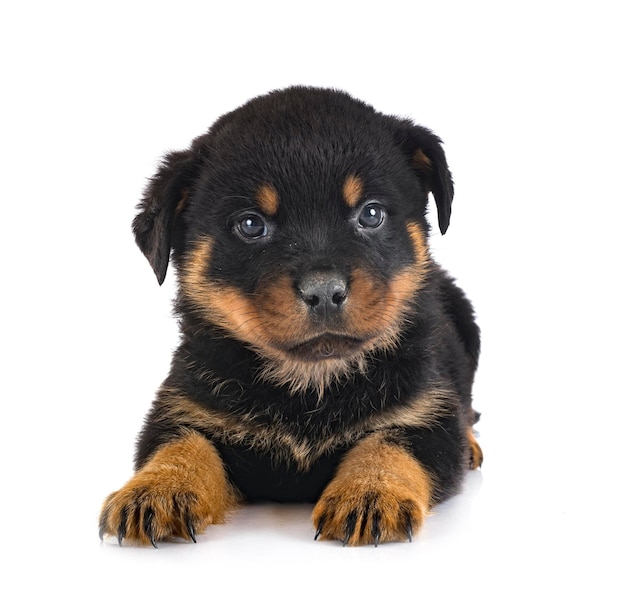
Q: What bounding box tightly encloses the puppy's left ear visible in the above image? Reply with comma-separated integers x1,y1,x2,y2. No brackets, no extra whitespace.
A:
396,123,454,234
132,149,198,285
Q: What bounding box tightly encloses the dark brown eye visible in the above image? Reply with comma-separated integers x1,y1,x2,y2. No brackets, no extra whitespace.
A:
236,213,268,239
358,203,385,229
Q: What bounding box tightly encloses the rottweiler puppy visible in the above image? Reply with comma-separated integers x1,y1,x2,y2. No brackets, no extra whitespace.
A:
99,86,482,547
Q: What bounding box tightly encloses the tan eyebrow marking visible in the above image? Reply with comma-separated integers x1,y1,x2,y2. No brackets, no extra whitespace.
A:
342,175,364,208
256,184,280,216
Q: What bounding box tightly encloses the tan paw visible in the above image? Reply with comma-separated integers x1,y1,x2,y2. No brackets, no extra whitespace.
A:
99,432,238,547
312,434,432,546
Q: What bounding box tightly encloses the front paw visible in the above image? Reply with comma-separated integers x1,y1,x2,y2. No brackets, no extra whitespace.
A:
311,434,432,546
99,432,238,547
312,488,425,546
99,482,210,547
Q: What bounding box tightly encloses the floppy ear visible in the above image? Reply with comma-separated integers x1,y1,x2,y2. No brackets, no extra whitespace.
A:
132,149,197,284
396,123,454,234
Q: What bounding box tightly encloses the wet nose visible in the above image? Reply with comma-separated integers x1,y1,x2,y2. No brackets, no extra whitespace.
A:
297,272,348,319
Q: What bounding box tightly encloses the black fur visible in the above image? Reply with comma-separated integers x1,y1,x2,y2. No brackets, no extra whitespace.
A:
105,86,481,545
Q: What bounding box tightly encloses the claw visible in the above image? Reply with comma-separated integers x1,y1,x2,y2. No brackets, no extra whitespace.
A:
98,506,110,541
117,507,129,546
342,510,357,546
372,511,381,547
186,518,197,544
142,507,158,548
405,510,413,543
314,515,325,541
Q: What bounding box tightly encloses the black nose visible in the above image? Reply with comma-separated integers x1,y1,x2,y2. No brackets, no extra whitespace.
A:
298,272,348,319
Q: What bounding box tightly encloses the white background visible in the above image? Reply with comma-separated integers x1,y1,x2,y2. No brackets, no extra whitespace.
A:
2,1,624,586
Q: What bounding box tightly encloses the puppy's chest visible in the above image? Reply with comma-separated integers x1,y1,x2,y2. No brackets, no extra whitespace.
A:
177,353,440,469
208,403,370,501
180,376,387,466
213,434,348,502
212,396,377,470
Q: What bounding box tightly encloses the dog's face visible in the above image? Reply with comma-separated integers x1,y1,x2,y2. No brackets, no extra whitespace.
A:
133,87,454,392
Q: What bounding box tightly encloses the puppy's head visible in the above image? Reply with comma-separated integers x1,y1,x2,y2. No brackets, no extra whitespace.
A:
133,87,454,393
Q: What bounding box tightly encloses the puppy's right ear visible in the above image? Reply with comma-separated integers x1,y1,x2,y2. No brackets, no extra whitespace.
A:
132,150,197,285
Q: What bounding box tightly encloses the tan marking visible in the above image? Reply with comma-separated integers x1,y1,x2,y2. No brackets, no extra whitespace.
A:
255,263,424,396
345,267,416,352
99,431,239,545
256,184,280,216
180,238,267,343
312,432,433,545
257,352,365,400
467,428,483,469
156,386,456,471
180,240,354,395
343,224,430,356
181,237,213,304
406,221,430,270
179,229,432,396
342,175,364,207
181,239,304,347
412,148,433,173
257,274,309,338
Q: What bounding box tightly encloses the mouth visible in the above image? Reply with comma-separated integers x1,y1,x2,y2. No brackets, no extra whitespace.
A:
283,334,366,362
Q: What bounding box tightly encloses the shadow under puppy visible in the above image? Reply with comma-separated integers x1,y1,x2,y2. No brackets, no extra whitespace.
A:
99,86,483,547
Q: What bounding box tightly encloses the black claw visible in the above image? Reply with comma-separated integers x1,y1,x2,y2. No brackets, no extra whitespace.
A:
186,518,197,544
99,507,110,541
405,510,413,543
343,510,358,546
143,507,158,548
142,507,158,548
314,515,325,541
183,507,197,543
117,506,130,547
372,511,381,547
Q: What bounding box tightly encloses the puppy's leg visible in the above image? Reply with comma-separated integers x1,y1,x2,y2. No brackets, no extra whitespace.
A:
312,413,480,547
99,430,239,547
312,432,432,546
